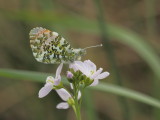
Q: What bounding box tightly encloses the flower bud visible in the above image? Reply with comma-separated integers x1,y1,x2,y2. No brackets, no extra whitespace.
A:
84,77,94,87
67,71,73,79
67,98,75,106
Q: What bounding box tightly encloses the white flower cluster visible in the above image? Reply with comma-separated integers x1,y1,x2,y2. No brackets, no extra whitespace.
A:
69,60,109,86
38,60,109,109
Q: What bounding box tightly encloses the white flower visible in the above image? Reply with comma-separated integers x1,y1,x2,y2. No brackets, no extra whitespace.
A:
56,84,81,109
70,60,109,86
38,63,63,98
56,88,72,109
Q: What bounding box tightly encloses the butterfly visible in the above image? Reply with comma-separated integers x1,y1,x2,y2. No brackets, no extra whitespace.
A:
29,27,102,64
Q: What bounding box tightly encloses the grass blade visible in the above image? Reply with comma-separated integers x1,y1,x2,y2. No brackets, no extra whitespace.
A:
0,68,160,108
1,10,159,79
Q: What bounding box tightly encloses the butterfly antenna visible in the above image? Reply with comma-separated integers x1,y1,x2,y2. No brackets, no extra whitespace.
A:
84,44,103,50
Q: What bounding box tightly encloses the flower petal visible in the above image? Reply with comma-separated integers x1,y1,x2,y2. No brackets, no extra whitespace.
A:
38,83,53,98
56,88,71,101
74,61,84,66
91,68,103,79
84,60,96,71
56,63,63,78
46,76,54,83
54,75,61,86
96,72,110,80
78,91,81,100
56,102,69,109
90,79,99,86
69,63,79,71
70,61,85,72
75,63,90,76
70,83,73,89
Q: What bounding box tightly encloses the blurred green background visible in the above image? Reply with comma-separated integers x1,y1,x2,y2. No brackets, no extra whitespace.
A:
0,0,160,120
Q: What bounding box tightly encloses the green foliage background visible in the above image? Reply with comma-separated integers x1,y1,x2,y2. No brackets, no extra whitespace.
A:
0,0,160,120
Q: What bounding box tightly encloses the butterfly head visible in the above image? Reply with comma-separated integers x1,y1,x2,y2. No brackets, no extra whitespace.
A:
72,44,102,61
72,48,86,61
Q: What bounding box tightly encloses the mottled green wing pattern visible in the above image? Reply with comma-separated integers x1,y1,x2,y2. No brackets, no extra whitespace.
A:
29,27,85,64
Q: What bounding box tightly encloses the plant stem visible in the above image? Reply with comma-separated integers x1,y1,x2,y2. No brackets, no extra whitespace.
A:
72,105,78,118
79,86,85,109
75,98,81,120
73,83,81,120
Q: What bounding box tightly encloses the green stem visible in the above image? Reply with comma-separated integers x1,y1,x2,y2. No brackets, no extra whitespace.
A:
73,83,82,120
79,86,85,109
75,97,81,120
72,105,78,118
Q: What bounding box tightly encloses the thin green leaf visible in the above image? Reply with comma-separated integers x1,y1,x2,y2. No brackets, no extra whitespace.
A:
1,10,160,79
0,68,160,108
93,83,160,108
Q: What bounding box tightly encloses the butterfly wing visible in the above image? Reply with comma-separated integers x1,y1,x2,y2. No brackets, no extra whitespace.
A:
29,27,75,64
